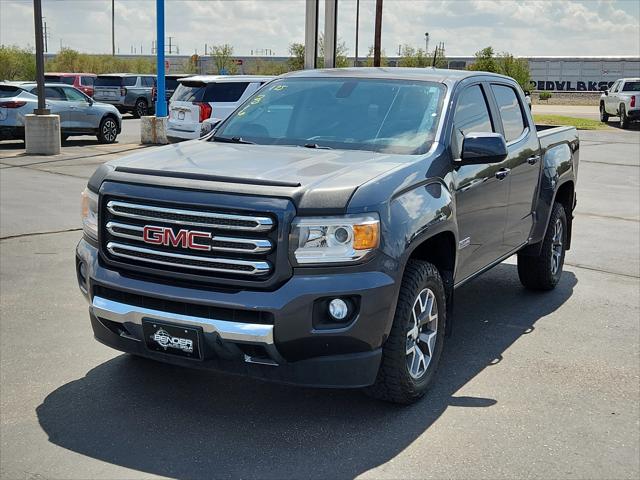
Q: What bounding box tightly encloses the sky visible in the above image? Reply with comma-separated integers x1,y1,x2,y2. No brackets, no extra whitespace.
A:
1,0,639,57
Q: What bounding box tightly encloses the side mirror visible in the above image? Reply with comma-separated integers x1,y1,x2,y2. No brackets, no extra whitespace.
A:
200,117,222,137
87,98,94,105
604,90,609,96
460,132,508,165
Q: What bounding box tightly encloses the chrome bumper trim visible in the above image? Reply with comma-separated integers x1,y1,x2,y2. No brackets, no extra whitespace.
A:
91,295,276,346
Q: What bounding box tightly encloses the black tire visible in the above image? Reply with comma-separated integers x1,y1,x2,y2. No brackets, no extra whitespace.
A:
97,116,118,144
599,102,609,122
517,202,567,291
133,98,148,118
619,105,629,129
366,260,446,404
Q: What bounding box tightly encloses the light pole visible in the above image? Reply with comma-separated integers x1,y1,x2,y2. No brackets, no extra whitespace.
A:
373,0,383,67
425,32,429,54
112,0,115,56
33,0,47,114
156,0,166,117
354,0,360,67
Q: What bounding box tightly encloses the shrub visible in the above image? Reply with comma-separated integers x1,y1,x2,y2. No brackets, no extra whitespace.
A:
539,91,553,101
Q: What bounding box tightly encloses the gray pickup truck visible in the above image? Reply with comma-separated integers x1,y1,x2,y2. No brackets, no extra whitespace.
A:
77,68,579,404
93,74,156,118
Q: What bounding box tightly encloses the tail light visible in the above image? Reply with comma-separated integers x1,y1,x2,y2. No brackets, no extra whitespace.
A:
0,101,27,108
151,86,156,100
194,102,212,123
631,96,636,108
120,87,127,96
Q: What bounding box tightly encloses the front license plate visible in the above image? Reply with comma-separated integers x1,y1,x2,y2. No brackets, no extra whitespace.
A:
142,320,202,359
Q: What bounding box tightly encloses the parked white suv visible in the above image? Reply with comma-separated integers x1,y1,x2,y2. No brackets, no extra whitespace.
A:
166,75,273,142
600,78,639,129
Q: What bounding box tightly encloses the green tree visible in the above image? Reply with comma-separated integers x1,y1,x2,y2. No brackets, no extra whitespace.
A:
467,46,530,90
398,45,428,67
0,45,36,80
45,48,155,74
210,44,237,74
288,42,305,71
364,46,388,67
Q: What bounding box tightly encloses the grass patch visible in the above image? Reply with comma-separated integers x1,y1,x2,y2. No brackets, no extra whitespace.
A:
533,114,610,130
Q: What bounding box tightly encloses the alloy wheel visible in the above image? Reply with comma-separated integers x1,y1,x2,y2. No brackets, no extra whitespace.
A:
103,119,117,142
550,217,563,275
406,288,438,379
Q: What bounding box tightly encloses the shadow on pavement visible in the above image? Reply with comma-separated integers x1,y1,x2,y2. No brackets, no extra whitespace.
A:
37,264,577,479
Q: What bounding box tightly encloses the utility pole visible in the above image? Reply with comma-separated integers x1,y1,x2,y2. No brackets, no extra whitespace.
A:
425,32,429,54
354,0,359,66
33,0,47,114
373,0,383,67
111,0,115,56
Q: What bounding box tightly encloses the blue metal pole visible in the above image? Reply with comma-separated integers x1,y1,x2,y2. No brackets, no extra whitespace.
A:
155,0,166,117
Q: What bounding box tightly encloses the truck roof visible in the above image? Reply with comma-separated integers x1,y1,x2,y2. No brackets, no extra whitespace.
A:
282,67,512,84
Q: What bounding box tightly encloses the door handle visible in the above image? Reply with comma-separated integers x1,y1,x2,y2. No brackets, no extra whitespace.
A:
527,155,541,165
495,168,511,180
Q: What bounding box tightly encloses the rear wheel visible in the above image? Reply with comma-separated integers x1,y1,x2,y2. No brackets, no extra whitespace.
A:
619,105,629,129
366,260,446,404
97,116,118,144
517,202,567,291
133,98,148,118
599,102,609,122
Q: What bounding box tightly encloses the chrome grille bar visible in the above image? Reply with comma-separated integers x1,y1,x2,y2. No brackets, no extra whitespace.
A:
106,221,273,254
106,242,271,276
107,200,274,232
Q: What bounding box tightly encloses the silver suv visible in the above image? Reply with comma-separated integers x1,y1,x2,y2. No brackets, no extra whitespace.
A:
93,74,156,118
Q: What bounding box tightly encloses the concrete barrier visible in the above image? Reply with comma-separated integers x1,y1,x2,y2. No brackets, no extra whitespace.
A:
25,114,61,155
140,116,168,145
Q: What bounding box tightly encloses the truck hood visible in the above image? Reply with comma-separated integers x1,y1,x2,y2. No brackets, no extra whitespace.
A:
104,139,418,212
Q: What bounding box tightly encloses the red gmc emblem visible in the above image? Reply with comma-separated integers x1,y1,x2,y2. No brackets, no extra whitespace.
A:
142,225,211,251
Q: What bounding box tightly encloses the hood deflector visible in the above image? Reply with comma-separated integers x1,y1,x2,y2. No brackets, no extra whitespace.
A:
114,166,302,188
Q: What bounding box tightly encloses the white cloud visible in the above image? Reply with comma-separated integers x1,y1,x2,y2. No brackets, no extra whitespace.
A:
0,0,638,57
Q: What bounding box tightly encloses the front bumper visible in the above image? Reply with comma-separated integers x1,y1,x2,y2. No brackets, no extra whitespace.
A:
76,238,397,388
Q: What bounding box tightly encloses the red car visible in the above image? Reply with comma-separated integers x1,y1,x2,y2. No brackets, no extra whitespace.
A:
44,72,97,97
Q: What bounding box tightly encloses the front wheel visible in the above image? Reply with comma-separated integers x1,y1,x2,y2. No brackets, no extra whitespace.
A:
599,103,609,122
517,202,567,291
366,260,446,404
619,105,629,129
97,117,118,144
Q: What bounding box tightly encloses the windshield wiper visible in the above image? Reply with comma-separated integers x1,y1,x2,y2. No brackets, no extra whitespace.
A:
212,135,254,144
303,143,332,150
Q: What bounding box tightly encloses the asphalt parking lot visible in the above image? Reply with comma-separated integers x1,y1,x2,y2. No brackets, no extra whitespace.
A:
1,129,639,479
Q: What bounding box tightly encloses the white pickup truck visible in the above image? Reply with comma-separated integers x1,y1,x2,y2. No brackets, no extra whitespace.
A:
600,77,640,129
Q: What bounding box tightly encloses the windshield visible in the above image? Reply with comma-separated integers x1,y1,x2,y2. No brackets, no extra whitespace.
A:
213,77,446,154
622,81,640,92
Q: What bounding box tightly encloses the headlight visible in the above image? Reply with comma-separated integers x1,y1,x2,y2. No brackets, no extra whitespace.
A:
81,187,99,240
291,214,380,265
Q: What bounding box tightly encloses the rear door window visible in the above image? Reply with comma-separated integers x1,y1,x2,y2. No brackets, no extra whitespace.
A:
42,86,67,100
123,77,138,87
491,84,526,142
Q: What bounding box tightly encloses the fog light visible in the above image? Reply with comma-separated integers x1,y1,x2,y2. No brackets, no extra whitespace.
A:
328,298,349,321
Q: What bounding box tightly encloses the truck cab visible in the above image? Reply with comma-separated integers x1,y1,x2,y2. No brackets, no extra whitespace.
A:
77,68,579,404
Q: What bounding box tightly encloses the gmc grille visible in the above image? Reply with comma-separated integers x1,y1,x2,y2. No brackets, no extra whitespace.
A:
102,199,276,279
